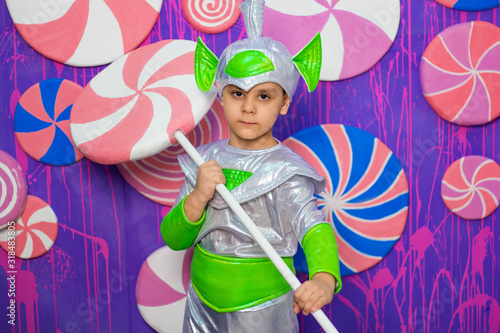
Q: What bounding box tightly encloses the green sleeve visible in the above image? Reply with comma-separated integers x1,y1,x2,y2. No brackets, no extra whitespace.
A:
160,197,206,251
302,223,342,293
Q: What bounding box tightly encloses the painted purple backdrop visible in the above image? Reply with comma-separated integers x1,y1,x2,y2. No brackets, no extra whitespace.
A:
0,1,499,332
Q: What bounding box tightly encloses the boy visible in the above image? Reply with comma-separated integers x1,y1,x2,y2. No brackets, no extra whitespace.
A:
161,1,341,331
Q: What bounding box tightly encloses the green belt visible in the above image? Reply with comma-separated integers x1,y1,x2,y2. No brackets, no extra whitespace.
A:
191,244,295,313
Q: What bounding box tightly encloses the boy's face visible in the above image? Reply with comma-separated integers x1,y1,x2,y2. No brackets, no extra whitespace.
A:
221,82,290,150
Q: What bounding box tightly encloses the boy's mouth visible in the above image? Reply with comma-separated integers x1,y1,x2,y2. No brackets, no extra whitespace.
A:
240,121,256,126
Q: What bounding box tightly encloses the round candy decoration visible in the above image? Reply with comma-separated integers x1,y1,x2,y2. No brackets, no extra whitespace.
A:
5,0,163,67
182,0,242,34
421,21,500,126
0,150,28,230
70,39,217,165
117,98,230,206
0,196,58,259
136,246,193,333
262,0,400,81
283,124,409,276
14,79,84,166
441,156,500,220
435,0,500,11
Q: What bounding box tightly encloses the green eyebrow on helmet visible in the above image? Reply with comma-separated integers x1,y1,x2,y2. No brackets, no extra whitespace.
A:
225,50,275,79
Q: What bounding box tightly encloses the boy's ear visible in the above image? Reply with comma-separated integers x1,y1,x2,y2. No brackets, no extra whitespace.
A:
195,37,219,92
293,33,322,92
280,94,291,115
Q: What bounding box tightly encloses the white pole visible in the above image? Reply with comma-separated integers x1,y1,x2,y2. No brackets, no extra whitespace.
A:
173,131,339,333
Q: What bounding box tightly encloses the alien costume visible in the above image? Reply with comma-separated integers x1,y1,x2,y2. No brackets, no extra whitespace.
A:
161,1,341,332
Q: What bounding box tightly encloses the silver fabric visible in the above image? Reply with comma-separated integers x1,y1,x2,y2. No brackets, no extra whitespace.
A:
239,0,264,39
176,139,327,257
175,139,328,331
214,0,300,100
183,282,299,333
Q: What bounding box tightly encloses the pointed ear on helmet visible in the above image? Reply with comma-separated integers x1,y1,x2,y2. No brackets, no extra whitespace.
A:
293,33,322,92
195,37,219,92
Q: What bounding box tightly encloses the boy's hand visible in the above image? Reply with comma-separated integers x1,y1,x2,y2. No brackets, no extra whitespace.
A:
184,160,225,222
192,159,225,202
293,272,336,316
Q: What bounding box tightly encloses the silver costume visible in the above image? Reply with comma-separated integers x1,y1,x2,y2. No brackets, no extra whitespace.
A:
175,139,329,333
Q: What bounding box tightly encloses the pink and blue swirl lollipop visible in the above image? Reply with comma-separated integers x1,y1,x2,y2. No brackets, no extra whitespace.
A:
435,0,499,11
284,124,408,276
14,79,84,166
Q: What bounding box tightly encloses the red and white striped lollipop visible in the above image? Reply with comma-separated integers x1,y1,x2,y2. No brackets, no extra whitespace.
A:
117,98,230,206
262,0,400,81
70,39,217,164
441,156,500,220
183,0,242,34
0,195,58,259
421,21,500,126
136,246,193,333
6,0,163,67
0,150,28,230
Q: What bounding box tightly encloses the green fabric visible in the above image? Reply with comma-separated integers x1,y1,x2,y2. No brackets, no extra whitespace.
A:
191,244,295,312
195,37,219,92
293,33,322,92
225,50,275,78
302,223,342,293
222,168,253,191
160,197,206,251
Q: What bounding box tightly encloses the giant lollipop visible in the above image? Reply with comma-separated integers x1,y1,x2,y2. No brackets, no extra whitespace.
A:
70,39,217,165
435,0,500,11
420,21,500,126
6,0,163,67
262,0,401,81
284,124,409,276
173,0,338,331
0,150,28,230
117,99,230,206
136,246,193,332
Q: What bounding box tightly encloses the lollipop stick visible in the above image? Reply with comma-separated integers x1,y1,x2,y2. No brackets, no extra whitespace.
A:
173,130,339,333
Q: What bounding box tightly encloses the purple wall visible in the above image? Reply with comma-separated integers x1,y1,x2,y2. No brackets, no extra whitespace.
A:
0,1,499,332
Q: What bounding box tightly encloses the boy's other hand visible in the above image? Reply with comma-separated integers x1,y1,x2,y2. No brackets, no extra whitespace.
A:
293,272,336,316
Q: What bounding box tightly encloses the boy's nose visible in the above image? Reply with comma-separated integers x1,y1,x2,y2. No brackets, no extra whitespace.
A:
242,99,256,114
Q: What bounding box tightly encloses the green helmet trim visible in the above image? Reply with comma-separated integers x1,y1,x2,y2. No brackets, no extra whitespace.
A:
195,37,219,92
293,32,322,92
225,50,275,79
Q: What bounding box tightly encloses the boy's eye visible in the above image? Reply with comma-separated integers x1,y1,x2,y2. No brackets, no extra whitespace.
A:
259,94,270,100
231,91,243,97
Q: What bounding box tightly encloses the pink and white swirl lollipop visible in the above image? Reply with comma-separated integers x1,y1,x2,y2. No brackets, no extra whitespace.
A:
117,99,230,206
262,0,400,81
70,39,217,164
0,150,28,230
6,0,163,67
183,0,242,34
441,156,500,220
0,195,58,259
136,246,193,333
421,21,500,126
